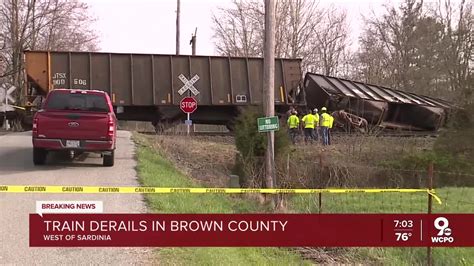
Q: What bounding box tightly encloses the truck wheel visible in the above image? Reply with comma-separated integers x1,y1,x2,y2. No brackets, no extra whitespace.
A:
103,151,114,167
33,148,47,165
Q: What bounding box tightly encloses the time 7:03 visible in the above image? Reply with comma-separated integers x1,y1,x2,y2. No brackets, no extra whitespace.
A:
394,220,413,228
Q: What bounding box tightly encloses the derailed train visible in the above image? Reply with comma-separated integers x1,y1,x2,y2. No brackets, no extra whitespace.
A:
19,50,455,133
304,73,456,132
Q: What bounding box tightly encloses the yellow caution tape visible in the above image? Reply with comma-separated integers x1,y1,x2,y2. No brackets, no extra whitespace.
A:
0,185,441,204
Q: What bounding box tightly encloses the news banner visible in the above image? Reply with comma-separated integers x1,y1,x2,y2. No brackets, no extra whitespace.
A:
2,186,473,247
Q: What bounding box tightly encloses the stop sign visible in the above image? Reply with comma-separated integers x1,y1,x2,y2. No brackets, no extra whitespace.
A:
180,97,197,113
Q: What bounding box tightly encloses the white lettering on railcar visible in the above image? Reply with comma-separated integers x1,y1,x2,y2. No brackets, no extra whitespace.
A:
73,78,87,86
52,73,67,86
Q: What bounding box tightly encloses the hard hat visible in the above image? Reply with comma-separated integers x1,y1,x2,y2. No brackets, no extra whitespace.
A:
313,108,318,113
321,107,327,111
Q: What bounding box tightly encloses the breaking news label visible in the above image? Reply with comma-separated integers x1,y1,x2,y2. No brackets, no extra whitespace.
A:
29,214,474,247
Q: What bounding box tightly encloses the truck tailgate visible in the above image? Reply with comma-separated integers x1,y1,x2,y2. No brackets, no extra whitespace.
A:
37,111,109,140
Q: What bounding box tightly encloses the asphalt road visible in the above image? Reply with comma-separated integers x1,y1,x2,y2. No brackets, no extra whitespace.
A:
0,131,153,265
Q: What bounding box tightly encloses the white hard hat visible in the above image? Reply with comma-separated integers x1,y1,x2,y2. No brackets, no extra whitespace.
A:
313,108,318,112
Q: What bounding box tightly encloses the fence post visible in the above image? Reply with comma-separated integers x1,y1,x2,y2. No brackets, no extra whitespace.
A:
279,153,290,209
318,153,323,214
427,161,434,266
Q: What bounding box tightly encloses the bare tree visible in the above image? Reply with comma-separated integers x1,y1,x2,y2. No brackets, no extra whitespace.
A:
31,0,99,51
0,0,99,100
354,25,390,85
434,0,473,103
307,5,350,76
212,0,263,57
355,0,472,102
212,0,353,75
281,0,323,71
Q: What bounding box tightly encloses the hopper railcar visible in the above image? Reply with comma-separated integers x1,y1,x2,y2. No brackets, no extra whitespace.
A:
23,51,304,132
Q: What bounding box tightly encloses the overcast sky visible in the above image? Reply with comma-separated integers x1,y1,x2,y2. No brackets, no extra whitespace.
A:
82,0,397,56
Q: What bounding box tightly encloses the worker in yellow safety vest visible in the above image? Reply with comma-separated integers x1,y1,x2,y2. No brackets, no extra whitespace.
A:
328,112,334,145
287,110,300,145
320,107,331,146
311,108,320,141
302,110,316,144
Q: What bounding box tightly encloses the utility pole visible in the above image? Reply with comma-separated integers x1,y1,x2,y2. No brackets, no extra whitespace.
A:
190,28,197,55
176,0,180,55
263,0,276,192
4,91,7,130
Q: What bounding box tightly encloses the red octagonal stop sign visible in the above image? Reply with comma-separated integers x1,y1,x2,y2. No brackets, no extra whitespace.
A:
180,97,197,113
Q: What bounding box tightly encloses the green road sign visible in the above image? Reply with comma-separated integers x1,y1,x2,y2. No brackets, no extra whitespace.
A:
257,116,280,132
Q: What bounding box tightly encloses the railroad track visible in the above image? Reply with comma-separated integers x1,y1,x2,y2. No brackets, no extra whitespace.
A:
331,131,439,138
137,131,234,137
138,130,437,138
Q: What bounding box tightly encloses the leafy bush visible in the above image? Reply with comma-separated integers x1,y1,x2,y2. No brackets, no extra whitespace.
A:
232,107,290,187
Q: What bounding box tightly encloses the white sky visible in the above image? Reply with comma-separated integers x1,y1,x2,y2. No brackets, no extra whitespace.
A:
82,0,398,56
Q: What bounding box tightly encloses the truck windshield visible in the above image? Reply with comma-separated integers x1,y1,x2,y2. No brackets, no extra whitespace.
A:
45,92,109,112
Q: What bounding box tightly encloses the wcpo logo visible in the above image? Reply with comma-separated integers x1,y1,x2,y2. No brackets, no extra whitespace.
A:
431,217,454,243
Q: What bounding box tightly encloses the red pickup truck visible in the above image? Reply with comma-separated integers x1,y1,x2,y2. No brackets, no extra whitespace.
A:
32,89,117,166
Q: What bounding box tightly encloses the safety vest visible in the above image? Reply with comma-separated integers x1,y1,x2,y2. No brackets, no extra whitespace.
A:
312,113,320,126
321,113,331,127
302,114,315,129
328,115,334,129
287,115,299,129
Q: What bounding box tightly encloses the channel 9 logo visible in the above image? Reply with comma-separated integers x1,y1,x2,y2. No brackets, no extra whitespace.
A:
431,217,454,243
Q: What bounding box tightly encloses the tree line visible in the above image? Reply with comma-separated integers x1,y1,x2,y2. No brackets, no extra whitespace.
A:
212,0,473,104
0,0,471,105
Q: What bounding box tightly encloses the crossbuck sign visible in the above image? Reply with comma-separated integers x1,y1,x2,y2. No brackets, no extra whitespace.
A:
178,74,200,96
0,84,16,112
0,84,16,104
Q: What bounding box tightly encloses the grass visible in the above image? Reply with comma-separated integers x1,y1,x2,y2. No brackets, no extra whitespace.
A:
287,188,474,265
134,134,310,265
134,132,474,265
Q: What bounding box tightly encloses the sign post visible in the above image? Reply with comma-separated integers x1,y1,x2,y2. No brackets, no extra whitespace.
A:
178,73,200,136
3,91,6,130
258,116,279,133
180,97,198,136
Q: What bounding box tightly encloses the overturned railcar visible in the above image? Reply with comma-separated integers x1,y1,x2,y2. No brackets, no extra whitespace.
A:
304,73,455,132
23,51,304,131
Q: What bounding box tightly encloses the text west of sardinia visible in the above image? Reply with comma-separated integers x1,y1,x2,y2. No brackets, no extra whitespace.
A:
43,220,289,232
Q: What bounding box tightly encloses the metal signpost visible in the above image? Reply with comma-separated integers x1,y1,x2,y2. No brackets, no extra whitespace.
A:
180,97,197,135
258,116,279,132
178,74,200,136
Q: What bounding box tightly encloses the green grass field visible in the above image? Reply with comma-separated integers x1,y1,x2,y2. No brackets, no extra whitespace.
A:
288,188,474,265
134,134,473,265
134,135,310,265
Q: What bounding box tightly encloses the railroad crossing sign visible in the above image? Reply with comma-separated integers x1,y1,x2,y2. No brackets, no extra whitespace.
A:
178,74,200,96
180,97,198,113
0,84,16,112
0,84,16,104
257,116,280,132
